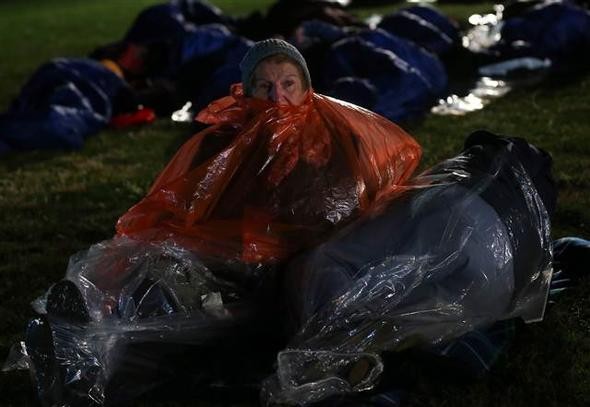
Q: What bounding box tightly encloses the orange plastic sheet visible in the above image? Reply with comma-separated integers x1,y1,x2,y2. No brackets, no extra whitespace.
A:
117,84,421,265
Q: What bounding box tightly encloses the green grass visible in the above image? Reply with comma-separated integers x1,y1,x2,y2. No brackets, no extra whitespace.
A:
1,1,589,406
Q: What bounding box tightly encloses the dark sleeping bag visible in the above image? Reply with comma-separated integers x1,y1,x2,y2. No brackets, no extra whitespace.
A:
0,58,130,153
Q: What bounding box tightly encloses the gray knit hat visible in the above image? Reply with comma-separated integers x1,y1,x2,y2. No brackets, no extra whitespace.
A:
240,38,311,96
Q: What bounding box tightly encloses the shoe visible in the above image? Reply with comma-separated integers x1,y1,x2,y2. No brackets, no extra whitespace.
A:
46,280,90,324
25,316,63,405
27,312,101,406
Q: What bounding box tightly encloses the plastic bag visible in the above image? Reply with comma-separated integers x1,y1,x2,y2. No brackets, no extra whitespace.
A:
117,84,422,265
7,237,269,406
262,131,555,405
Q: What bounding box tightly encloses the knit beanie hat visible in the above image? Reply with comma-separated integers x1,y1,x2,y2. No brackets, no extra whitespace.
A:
240,38,311,96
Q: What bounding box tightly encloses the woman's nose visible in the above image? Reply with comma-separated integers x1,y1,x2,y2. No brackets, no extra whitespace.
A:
270,84,286,103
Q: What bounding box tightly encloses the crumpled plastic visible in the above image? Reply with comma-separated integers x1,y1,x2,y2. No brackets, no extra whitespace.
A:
4,87,421,406
10,238,266,406
261,131,555,405
4,101,553,406
431,76,511,116
117,84,422,265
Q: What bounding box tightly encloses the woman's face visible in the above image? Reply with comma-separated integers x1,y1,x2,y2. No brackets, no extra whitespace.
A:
251,60,307,106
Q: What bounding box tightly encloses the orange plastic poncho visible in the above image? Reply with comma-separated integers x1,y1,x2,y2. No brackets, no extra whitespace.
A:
116,85,421,264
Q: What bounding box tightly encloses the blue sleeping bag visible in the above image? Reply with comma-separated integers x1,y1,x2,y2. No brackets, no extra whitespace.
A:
377,5,461,57
491,1,590,75
323,28,447,121
0,58,128,153
172,0,233,26
123,4,251,109
124,3,195,46
122,2,236,79
179,24,252,110
121,3,198,79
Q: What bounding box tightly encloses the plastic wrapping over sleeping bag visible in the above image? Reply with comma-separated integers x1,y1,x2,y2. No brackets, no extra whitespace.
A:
261,131,555,405
4,88,420,405
117,84,422,265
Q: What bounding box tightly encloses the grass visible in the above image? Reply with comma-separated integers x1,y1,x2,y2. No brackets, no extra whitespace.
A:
0,1,589,406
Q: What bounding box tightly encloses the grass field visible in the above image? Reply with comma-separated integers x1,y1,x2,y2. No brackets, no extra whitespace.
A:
0,1,589,406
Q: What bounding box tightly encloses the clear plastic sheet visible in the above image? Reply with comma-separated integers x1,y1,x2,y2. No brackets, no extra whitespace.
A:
262,133,554,405
431,76,511,115
61,237,245,323
462,7,504,53
431,8,508,116
7,237,266,406
4,106,554,405
171,101,194,122
2,342,30,372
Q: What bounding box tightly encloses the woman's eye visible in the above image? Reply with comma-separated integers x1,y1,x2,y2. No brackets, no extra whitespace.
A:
257,83,271,92
284,81,294,89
